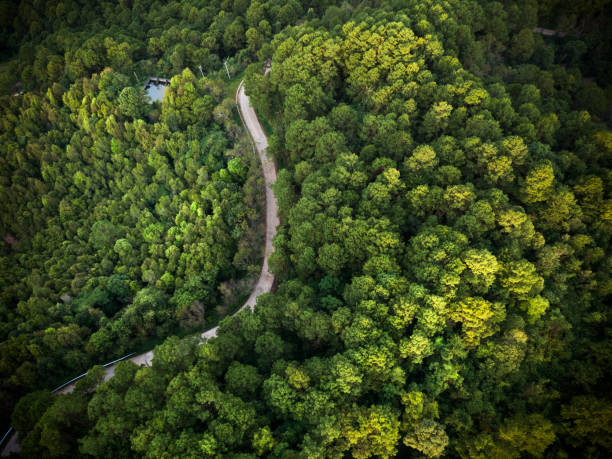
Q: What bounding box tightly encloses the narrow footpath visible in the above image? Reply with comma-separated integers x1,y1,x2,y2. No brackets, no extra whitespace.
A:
1,76,278,456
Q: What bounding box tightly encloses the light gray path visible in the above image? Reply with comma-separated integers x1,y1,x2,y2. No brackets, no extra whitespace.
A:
1,74,277,456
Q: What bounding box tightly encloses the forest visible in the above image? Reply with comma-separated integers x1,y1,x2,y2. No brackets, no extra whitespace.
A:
1,0,611,457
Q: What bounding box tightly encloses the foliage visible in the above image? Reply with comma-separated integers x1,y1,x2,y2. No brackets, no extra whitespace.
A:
2,0,611,457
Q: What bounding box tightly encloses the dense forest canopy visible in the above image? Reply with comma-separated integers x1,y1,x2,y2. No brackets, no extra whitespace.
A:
1,0,611,457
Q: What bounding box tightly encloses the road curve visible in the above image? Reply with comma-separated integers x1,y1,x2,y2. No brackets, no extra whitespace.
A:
201,79,279,339
1,76,278,456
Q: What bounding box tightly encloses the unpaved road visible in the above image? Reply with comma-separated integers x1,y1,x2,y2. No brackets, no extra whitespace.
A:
1,76,277,456
201,79,278,339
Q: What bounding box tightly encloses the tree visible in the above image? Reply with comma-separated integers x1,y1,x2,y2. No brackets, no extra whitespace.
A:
152,336,198,376
253,426,275,456
113,238,133,259
227,157,247,181
245,27,263,56
317,243,348,275
520,295,549,323
118,87,144,119
34,393,89,457
461,249,500,294
404,419,449,458
499,414,556,457
225,362,263,398
509,29,536,62
521,161,555,204
246,1,265,28
501,136,528,165
405,145,438,172
501,260,544,299
339,405,401,459
223,19,245,54
450,297,504,347
12,390,54,434
400,331,434,364
422,102,453,139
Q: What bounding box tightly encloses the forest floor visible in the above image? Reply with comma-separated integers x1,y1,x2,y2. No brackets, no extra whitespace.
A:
0,73,278,456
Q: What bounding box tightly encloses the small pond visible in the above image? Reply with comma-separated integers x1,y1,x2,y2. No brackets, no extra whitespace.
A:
144,78,170,102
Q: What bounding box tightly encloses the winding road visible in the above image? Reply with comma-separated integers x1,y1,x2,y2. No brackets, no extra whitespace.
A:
1,75,278,456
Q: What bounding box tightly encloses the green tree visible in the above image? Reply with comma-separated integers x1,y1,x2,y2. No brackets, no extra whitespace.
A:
404,419,449,458
339,405,401,459
521,161,555,204
499,414,556,457
12,390,54,434
509,29,536,62
118,87,144,119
